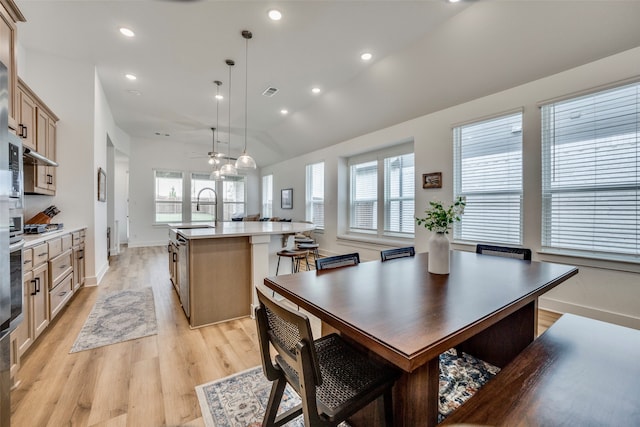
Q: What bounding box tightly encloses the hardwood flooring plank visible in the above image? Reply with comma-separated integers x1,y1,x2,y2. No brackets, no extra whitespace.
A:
127,357,165,427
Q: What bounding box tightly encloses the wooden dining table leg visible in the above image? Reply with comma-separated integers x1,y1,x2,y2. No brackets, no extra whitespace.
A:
393,356,440,427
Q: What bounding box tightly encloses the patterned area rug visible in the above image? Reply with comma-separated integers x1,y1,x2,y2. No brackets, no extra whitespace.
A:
195,349,499,426
70,287,158,353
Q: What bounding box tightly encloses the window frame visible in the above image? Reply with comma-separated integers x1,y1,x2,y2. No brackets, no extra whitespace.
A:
153,169,185,225
452,110,524,246
262,174,273,218
348,142,415,239
305,162,325,229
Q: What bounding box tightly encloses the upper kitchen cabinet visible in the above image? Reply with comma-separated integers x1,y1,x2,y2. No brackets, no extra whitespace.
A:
0,0,25,131
20,78,59,195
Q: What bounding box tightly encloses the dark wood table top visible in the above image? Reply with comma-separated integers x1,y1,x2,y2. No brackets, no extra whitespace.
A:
263,251,578,372
441,313,640,426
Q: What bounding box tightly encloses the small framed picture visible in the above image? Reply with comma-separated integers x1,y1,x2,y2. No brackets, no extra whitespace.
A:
281,188,293,209
422,172,442,189
98,167,107,202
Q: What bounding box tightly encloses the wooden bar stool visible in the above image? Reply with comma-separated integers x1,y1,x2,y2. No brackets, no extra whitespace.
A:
276,249,309,274
297,242,320,262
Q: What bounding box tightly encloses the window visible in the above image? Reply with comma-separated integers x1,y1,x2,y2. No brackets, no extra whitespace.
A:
154,170,183,223
191,173,216,222
306,162,325,229
541,82,640,258
453,111,523,245
349,143,414,237
262,174,273,218
222,176,246,221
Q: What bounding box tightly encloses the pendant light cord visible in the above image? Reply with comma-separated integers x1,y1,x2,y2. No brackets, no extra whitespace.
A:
244,35,248,152
227,60,233,164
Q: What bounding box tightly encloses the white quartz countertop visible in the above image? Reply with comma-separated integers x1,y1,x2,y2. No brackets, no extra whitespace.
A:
23,225,87,248
172,221,314,240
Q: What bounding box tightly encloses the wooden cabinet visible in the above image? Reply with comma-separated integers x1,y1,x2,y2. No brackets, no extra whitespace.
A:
0,0,25,130
32,263,49,339
168,242,178,293
72,244,85,291
20,78,59,195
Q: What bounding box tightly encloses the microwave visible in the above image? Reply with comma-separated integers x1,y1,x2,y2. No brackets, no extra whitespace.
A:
8,132,23,243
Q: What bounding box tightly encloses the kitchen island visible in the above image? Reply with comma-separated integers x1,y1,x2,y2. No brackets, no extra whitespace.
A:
170,221,314,328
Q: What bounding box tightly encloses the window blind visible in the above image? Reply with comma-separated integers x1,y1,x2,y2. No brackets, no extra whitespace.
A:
306,162,324,228
453,112,523,244
384,153,415,234
262,174,273,218
350,160,378,230
541,82,639,257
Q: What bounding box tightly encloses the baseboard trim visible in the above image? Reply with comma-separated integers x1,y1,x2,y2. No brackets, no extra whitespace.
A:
539,297,640,330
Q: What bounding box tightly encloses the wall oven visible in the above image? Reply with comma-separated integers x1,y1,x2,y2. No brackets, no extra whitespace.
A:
8,132,23,245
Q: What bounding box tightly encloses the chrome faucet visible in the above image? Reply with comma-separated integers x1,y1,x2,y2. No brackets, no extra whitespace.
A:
196,187,217,211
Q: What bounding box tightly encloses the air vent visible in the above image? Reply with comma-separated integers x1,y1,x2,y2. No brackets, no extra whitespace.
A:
262,87,279,97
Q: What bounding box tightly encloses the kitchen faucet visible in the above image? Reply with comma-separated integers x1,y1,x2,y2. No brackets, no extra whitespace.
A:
196,187,217,212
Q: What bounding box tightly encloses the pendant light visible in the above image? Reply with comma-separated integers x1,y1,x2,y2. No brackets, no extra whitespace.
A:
219,59,238,177
235,30,257,169
210,80,224,180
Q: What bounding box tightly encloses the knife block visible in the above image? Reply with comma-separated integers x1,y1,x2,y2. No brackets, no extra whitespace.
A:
26,212,52,225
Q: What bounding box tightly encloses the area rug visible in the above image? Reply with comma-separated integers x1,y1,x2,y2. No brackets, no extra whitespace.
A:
195,349,499,426
70,287,158,353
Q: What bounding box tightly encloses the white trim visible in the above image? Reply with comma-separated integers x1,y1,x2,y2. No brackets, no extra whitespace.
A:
539,297,640,330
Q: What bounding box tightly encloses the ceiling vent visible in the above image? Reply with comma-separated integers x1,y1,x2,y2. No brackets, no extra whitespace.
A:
262,87,279,97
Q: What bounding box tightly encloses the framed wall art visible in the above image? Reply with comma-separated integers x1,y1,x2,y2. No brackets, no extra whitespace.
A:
422,172,442,189
281,188,293,209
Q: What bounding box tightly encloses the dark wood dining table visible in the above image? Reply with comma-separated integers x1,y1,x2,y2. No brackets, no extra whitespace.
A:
263,251,578,427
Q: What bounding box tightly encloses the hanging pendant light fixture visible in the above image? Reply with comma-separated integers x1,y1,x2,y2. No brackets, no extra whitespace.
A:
219,59,238,177
210,80,224,181
235,30,257,170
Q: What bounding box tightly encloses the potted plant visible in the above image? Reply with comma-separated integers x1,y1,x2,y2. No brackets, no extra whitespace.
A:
416,196,465,274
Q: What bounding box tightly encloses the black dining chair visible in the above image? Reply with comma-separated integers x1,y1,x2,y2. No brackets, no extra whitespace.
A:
380,246,415,262
255,288,400,427
315,253,360,271
475,244,532,260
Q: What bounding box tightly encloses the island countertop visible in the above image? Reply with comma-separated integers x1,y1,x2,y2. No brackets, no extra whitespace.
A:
172,221,315,240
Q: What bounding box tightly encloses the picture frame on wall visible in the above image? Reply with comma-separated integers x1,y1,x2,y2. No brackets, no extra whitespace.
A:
98,167,106,202
422,172,442,189
281,188,293,209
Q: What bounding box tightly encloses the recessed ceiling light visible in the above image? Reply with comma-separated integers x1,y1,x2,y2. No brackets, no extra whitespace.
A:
125,73,137,81
361,52,373,61
215,94,224,100
311,87,321,94
268,9,282,21
280,109,289,115
449,0,461,3
119,27,135,37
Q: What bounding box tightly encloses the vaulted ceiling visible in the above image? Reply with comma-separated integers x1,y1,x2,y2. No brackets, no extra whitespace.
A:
16,1,640,167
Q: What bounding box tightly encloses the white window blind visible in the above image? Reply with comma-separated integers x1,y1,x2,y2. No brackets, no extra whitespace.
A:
262,174,273,218
154,170,183,223
541,82,640,258
306,162,325,229
191,173,216,222
453,112,523,244
384,153,415,234
222,176,246,221
350,160,378,231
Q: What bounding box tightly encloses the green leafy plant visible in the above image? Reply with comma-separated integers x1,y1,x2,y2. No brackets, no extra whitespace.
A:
415,196,466,234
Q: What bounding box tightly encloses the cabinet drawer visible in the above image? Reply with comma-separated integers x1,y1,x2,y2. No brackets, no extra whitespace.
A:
72,232,81,246
23,248,33,271
49,249,72,289
32,243,48,267
48,238,62,258
49,273,72,320
61,234,72,251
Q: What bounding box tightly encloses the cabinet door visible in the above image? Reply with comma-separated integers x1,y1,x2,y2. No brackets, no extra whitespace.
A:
46,119,57,192
15,271,34,357
0,2,18,128
18,87,37,151
32,264,49,339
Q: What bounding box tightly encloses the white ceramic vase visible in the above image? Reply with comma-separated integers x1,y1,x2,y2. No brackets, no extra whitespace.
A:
428,232,450,274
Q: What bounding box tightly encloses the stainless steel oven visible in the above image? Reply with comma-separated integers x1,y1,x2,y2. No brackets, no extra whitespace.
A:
8,132,23,244
8,240,23,332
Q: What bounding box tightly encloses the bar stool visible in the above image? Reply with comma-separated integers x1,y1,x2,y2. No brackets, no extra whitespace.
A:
276,249,310,274
297,242,320,263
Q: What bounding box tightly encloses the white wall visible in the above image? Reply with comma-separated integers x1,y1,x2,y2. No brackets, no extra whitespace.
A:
127,136,259,247
261,46,640,329
114,153,129,245
19,50,131,286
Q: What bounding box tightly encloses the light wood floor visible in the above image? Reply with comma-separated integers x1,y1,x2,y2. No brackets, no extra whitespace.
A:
10,246,563,427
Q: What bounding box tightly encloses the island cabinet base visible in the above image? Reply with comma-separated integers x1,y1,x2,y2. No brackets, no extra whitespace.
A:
189,236,252,328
